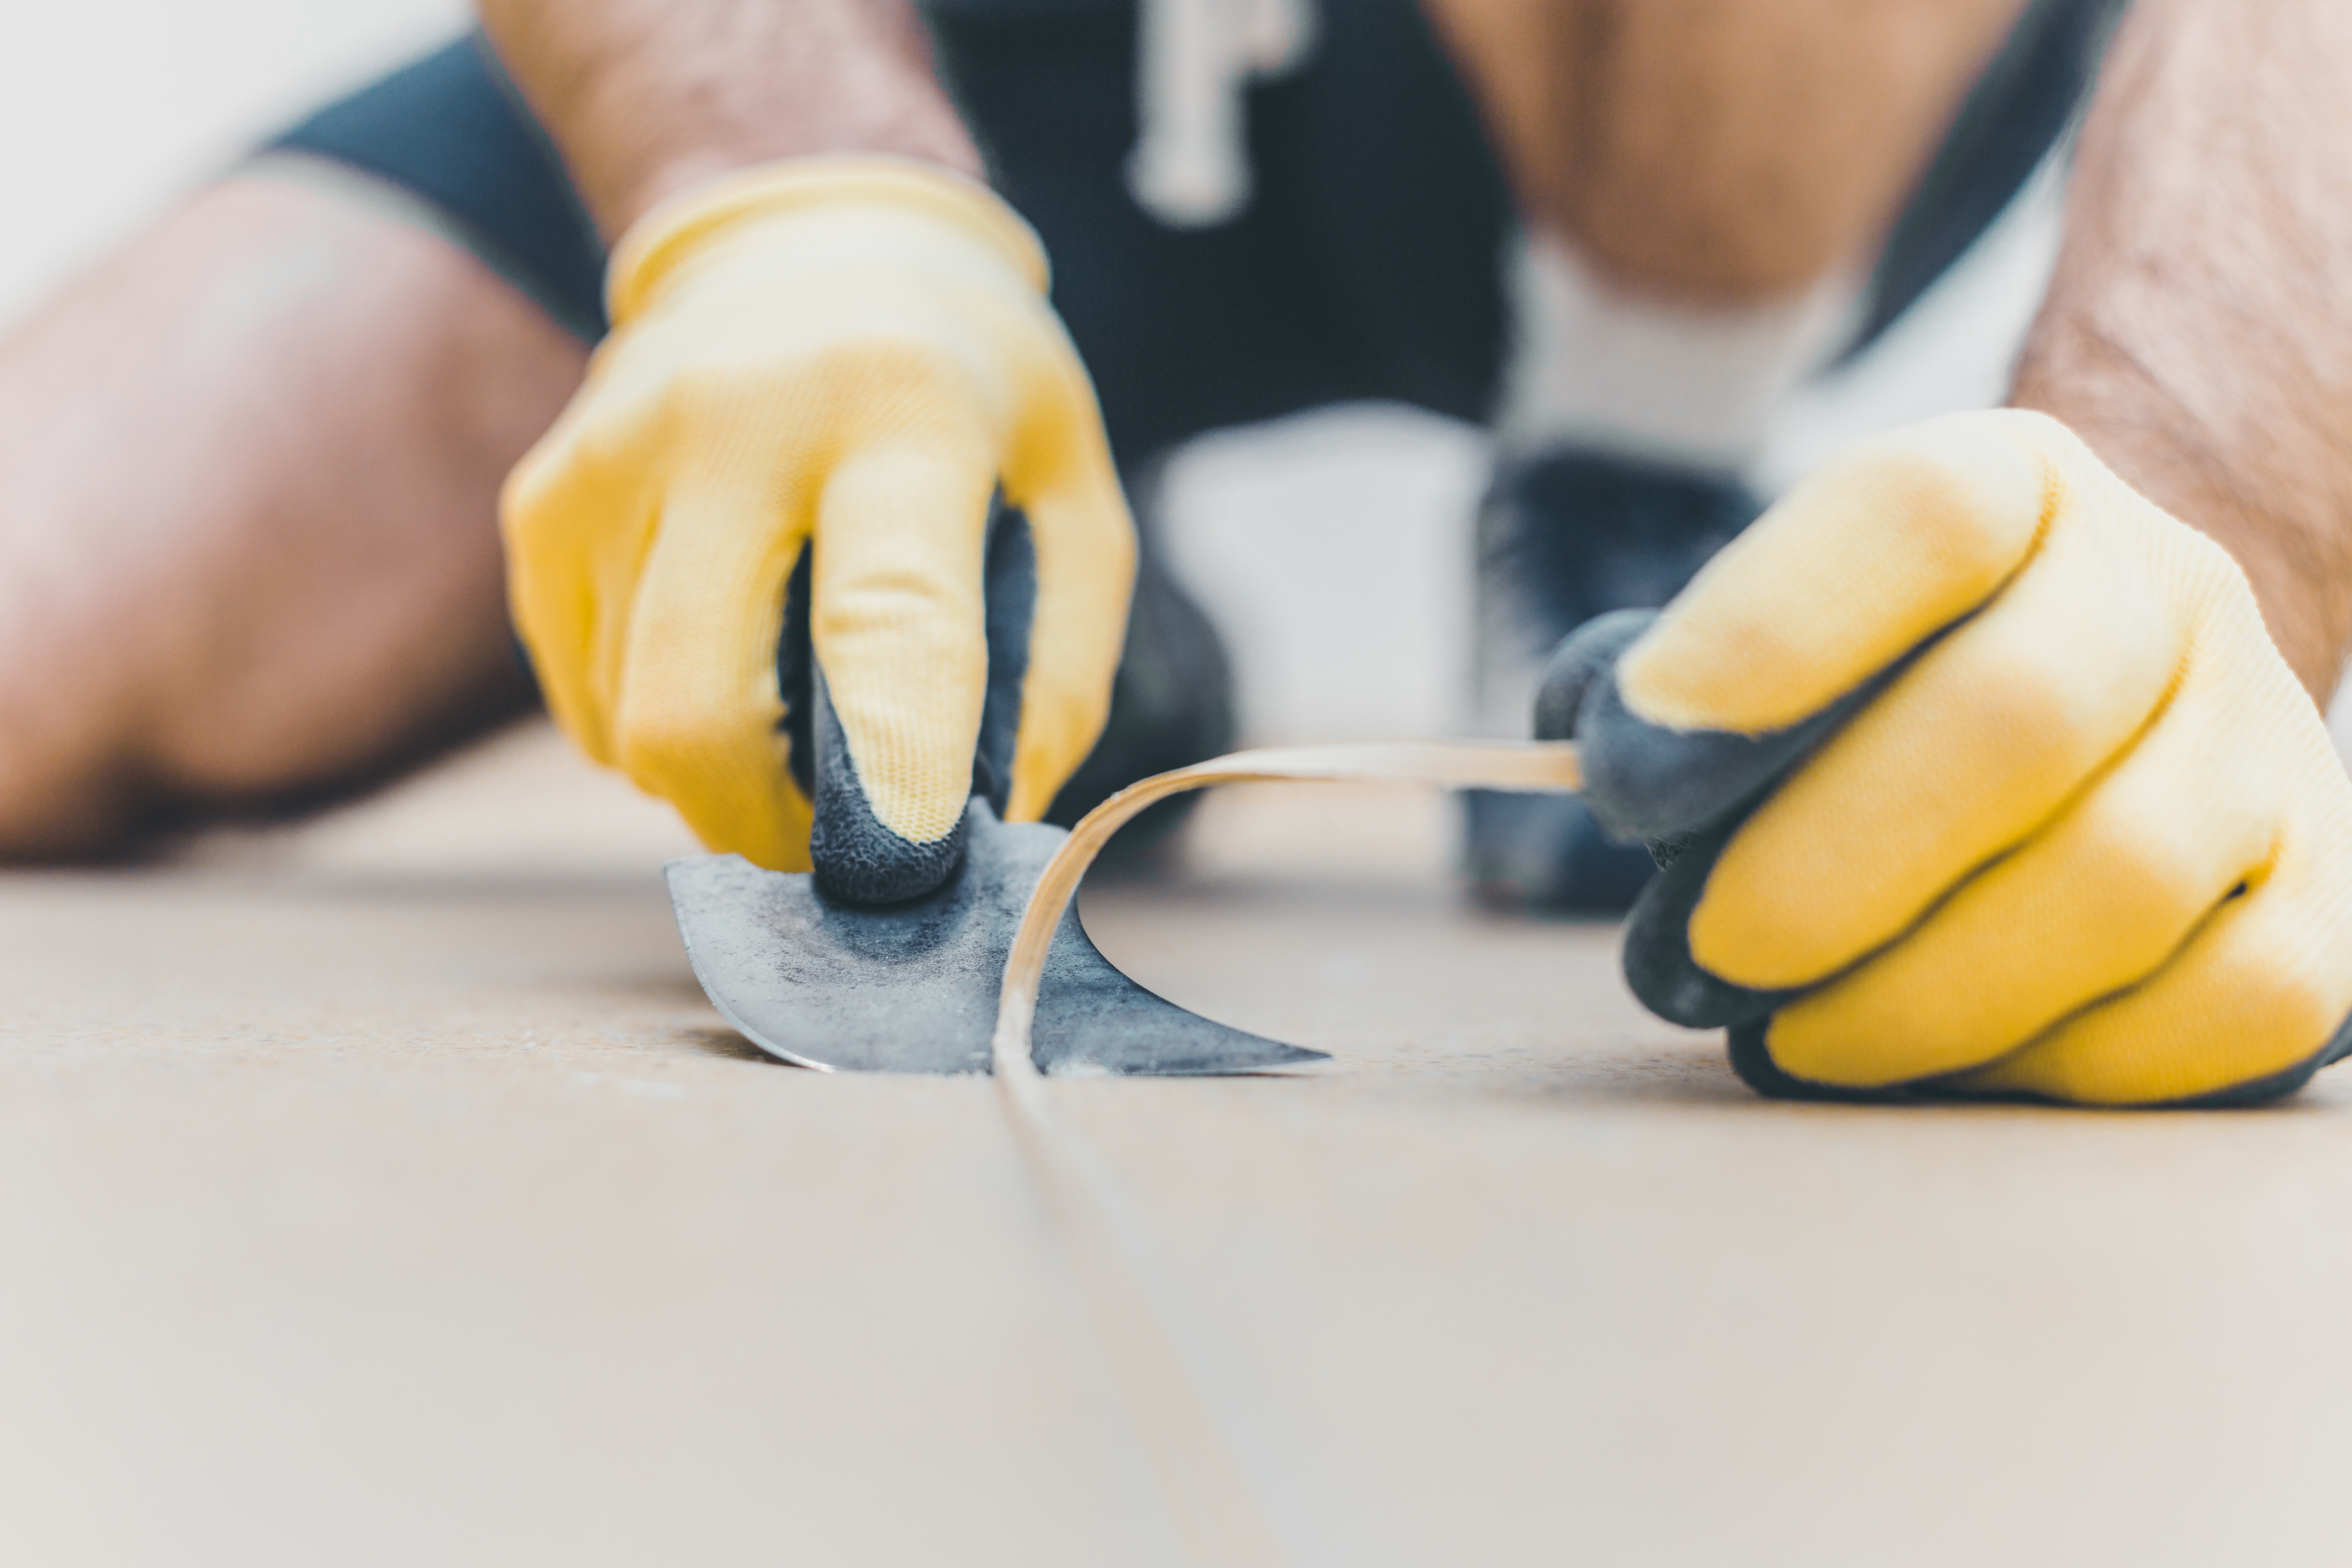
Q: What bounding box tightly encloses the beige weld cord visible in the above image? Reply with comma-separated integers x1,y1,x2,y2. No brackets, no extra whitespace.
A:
989,742,1583,1565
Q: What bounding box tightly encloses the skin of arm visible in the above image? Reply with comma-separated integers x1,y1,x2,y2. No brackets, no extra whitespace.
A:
2011,0,2352,703
473,0,981,239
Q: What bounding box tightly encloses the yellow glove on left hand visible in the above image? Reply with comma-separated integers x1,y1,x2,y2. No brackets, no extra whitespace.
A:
502,158,1135,899
1544,409,2352,1106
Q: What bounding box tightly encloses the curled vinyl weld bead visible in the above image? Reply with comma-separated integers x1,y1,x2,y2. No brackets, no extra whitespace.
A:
990,739,1585,1073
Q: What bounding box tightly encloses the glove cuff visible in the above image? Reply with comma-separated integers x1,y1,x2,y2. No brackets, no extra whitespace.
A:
605,155,1051,326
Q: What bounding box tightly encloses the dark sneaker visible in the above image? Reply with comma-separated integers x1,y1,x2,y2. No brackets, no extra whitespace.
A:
1465,448,1762,912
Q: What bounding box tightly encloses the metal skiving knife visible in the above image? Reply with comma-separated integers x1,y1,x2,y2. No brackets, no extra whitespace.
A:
666,799,1325,1076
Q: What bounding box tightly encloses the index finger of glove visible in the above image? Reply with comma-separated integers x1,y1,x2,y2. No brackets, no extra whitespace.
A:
808,437,1001,896
1575,410,2053,841
1685,470,2183,990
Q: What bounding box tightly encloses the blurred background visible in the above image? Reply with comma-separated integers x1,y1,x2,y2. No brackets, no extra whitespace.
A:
18,2,2263,767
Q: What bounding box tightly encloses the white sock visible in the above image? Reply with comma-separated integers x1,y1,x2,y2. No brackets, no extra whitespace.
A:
1495,228,1863,477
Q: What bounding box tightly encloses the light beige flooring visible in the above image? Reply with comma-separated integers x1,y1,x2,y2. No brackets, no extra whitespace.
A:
6,720,2352,1566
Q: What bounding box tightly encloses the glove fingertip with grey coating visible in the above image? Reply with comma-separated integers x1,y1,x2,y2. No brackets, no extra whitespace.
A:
791,505,1038,906
1535,610,1824,1059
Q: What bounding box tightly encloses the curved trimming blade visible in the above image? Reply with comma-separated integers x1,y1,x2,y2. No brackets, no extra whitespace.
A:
666,802,1325,1076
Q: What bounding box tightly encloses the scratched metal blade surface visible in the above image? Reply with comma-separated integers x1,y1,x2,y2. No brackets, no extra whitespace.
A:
666,803,1328,1076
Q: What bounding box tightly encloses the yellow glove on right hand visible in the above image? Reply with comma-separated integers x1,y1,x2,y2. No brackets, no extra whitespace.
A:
1544,409,2352,1106
502,159,1135,899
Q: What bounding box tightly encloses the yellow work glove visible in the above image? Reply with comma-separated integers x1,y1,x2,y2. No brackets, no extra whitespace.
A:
502,158,1136,901
1539,409,2352,1106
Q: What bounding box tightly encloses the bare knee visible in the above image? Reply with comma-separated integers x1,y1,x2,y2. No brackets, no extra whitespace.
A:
0,169,588,854
1427,0,2036,303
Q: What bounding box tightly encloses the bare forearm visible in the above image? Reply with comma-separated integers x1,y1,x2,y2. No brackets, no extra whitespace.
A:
474,0,980,239
2012,0,2352,700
